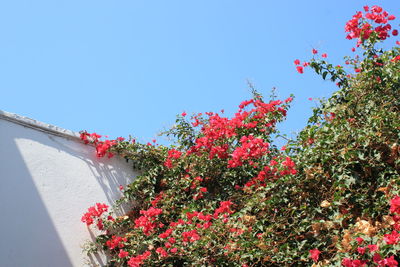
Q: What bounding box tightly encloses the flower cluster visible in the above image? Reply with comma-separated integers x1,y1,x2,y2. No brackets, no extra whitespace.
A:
127,251,151,267
81,203,108,226
134,207,163,236
227,135,269,168
164,148,183,169
106,235,127,250
345,5,397,45
187,97,290,161
79,131,120,158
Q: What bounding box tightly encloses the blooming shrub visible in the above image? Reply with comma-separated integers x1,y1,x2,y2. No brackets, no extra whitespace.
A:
80,5,400,266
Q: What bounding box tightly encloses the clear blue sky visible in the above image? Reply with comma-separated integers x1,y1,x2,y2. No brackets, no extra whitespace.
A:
1,1,399,145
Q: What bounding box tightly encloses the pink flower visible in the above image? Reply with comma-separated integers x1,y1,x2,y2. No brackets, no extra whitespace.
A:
285,97,293,103
356,237,364,245
373,253,383,265
182,230,200,242
182,112,187,117
127,251,151,267
106,235,127,250
357,247,366,255
81,203,109,226
390,196,400,214
158,228,173,239
294,59,300,65
368,244,378,252
322,53,328,58
156,247,168,257
371,5,383,13
342,258,368,267
383,256,398,267
96,219,104,230
391,55,400,62
199,187,208,193
309,249,320,262
384,230,400,245
296,66,304,74
118,249,129,258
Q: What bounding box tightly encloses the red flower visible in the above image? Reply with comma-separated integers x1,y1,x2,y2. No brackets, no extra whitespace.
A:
199,187,208,193
90,132,102,140
158,228,173,239
352,47,356,52
309,249,320,262
393,29,398,36
322,53,327,58
284,97,293,103
371,5,383,13
81,203,109,226
156,247,168,257
390,196,400,214
182,229,200,242
134,207,163,235
127,251,151,267
182,112,187,117
384,230,400,245
391,55,400,62
296,66,304,74
357,247,366,254
294,59,300,65
106,235,127,250
368,244,378,252
383,256,398,267
342,258,368,267
118,249,129,258
96,219,104,230
312,49,318,54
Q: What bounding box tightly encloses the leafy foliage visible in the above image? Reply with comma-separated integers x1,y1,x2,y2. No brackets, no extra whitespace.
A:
80,5,400,266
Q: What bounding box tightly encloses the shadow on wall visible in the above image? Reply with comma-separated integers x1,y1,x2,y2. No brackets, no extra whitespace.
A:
0,119,138,267
0,124,73,267
48,134,138,215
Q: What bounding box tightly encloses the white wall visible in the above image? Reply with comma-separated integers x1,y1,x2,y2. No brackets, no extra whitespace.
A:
0,111,137,267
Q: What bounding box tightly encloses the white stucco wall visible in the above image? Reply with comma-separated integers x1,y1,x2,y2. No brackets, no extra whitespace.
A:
0,110,137,267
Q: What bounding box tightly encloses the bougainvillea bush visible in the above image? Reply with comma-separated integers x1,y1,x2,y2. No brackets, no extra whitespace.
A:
81,5,400,266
